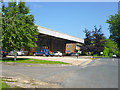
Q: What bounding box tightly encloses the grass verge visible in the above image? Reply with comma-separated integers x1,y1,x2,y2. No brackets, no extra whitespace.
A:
0,79,11,89
1,58,69,64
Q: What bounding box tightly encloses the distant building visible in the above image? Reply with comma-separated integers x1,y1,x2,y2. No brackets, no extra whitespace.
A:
66,43,82,54
25,25,84,55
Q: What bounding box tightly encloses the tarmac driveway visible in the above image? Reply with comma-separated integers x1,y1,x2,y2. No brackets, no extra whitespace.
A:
1,58,119,88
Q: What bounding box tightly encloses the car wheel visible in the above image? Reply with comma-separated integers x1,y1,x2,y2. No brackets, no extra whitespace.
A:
34,53,36,56
3,55,6,57
43,54,46,57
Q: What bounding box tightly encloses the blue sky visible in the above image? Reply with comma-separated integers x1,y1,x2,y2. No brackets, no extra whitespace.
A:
25,2,118,39
1,2,118,39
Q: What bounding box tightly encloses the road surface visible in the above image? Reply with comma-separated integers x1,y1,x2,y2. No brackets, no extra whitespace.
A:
1,58,119,88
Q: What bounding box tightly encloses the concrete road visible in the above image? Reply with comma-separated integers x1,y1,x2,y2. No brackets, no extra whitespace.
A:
1,58,119,88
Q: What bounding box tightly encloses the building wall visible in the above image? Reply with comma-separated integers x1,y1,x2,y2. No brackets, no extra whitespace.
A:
66,43,82,54
66,43,76,54
27,33,83,55
28,33,67,55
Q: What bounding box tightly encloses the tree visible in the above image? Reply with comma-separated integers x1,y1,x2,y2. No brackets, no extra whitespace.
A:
0,2,2,54
106,14,120,50
81,26,105,56
81,29,94,55
92,26,105,55
103,47,109,56
103,39,120,57
2,2,39,60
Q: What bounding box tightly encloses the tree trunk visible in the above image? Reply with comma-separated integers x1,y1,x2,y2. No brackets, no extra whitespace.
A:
14,50,17,61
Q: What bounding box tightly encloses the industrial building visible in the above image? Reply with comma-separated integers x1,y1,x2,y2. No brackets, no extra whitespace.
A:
66,43,82,54
28,25,84,55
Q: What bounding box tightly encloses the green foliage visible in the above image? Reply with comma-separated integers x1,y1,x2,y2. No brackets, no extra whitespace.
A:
85,52,89,56
78,53,81,56
88,52,92,55
2,82,11,88
85,52,92,56
0,2,2,50
2,2,39,52
103,39,119,57
103,47,109,56
81,26,105,56
93,54,98,56
0,79,11,89
109,53,113,57
106,14,120,50
1,0,4,3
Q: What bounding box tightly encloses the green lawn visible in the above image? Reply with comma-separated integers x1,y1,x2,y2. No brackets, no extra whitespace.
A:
2,82,11,88
1,58,69,64
0,79,11,89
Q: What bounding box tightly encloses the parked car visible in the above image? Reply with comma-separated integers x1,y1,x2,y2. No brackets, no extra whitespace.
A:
112,53,117,58
54,51,62,56
70,52,78,56
9,51,24,56
65,53,71,56
49,51,54,56
1,50,8,57
33,49,54,56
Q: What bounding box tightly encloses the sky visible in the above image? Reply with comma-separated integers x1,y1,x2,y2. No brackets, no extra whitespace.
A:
1,1,119,39
3,0,120,2
25,2,118,39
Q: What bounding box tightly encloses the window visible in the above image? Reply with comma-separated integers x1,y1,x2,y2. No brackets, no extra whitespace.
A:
67,45,69,48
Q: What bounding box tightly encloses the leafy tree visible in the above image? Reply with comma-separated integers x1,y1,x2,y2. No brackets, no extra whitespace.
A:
103,47,109,56
1,0,4,3
103,39,120,57
2,2,39,60
81,29,93,55
92,26,106,55
81,26,105,56
0,2,2,55
106,14,120,50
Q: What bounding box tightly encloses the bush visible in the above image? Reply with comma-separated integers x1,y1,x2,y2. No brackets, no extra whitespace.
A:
93,54,98,56
78,53,81,56
109,53,113,57
103,47,109,56
85,52,92,56
85,52,89,56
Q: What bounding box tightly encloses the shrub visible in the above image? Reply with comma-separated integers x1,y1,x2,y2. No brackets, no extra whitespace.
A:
93,54,98,56
109,53,113,57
